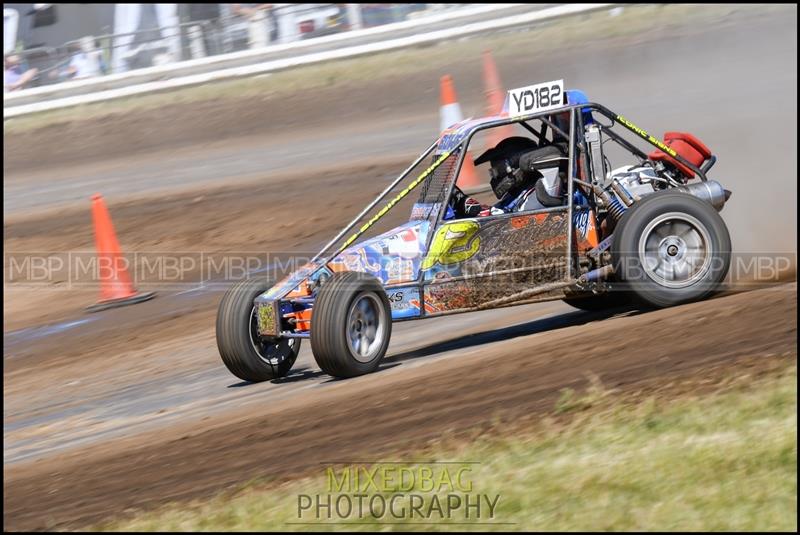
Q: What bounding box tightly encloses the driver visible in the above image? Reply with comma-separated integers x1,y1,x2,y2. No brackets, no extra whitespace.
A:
445,89,589,219
475,136,540,215
447,136,568,218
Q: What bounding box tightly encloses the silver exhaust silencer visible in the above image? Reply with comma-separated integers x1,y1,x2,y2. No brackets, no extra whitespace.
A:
677,180,731,211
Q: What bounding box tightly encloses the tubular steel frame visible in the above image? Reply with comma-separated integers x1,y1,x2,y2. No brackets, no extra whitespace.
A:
269,101,716,332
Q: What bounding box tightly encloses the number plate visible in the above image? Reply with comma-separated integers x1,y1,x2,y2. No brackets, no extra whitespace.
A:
508,80,565,116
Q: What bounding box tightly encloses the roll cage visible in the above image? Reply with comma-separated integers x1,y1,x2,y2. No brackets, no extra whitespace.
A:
315,102,715,273
254,101,719,338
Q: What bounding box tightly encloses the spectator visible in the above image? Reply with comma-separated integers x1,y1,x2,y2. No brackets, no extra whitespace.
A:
4,54,38,92
66,38,103,79
187,4,223,56
49,37,104,82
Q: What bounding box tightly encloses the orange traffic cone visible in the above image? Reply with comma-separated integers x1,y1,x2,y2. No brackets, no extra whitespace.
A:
457,152,483,193
439,75,483,192
86,194,155,312
483,50,514,148
439,75,463,132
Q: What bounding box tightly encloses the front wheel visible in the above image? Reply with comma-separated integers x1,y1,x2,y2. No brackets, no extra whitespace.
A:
311,272,392,378
612,191,731,308
216,278,301,382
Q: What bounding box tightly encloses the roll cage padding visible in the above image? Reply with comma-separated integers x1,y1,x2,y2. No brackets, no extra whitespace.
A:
518,142,568,176
520,142,568,205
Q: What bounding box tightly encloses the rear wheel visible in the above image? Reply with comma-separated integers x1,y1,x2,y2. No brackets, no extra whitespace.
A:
612,191,731,308
216,278,300,382
311,272,392,378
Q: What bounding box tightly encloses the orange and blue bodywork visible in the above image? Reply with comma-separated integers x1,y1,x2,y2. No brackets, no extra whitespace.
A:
253,99,620,338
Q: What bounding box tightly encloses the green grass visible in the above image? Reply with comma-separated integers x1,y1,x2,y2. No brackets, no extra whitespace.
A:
97,363,797,531
4,3,790,134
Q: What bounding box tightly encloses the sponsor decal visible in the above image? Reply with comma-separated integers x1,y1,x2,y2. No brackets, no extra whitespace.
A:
410,297,439,314
615,115,678,157
573,209,599,249
436,129,469,154
422,221,481,271
388,287,421,319
410,202,441,220
385,257,416,285
573,210,591,238
510,216,529,230
379,228,421,259
334,247,382,274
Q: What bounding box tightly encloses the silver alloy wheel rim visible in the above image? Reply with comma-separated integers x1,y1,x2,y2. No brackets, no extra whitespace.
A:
638,212,712,289
346,292,386,363
249,307,296,365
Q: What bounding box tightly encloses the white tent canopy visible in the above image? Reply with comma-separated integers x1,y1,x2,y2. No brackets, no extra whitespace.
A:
111,3,180,74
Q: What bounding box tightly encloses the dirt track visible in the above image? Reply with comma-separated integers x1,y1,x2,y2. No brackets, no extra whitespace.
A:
4,285,796,530
3,159,408,334
3,5,798,532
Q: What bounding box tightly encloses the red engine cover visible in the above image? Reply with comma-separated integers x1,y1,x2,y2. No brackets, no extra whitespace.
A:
649,131,712,178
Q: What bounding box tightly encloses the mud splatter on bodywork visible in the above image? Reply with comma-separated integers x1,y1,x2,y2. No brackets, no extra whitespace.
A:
422,210,570,311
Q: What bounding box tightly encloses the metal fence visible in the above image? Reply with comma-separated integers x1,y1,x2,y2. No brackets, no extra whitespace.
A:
6,4,442,90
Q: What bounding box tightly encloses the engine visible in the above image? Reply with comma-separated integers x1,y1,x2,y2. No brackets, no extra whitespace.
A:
609,165,661,204
606,164,731,213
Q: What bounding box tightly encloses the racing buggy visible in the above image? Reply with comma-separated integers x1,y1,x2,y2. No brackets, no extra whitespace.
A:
217,80,732,381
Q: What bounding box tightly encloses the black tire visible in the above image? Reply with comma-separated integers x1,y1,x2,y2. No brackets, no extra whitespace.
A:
612,191,731,308
311,272,392,378
216,278,301,382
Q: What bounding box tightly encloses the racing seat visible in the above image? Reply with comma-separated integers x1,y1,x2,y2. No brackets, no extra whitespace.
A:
648,131,712,179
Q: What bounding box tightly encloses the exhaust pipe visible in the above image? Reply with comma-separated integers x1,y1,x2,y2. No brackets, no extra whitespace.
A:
677,180,731,211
